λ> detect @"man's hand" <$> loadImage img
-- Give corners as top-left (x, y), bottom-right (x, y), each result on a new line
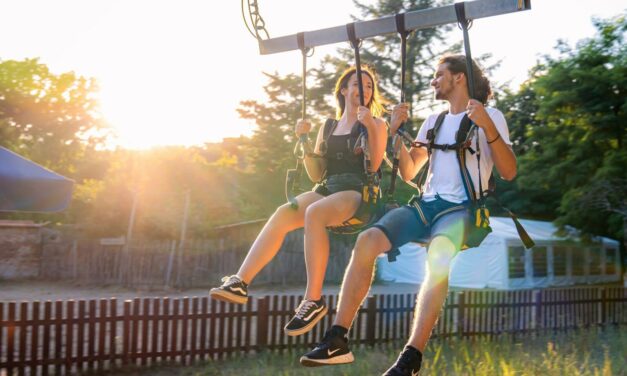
top-left (389, 103), bottom-right (409, 134)
top-left (466, 99), bottom-right (491, 129)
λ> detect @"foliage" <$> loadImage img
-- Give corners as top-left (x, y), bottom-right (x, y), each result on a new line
top-left (0, 58), bottom-right (109, 175)
top-left (237, 72), bottom-right (330, 214)
top-left (350, 0), bottom-right (456, 116)
top-left (73, 144), bottom-right (257, 238)
top-left (238, 0), bottom-right (458, 209)
top-left (496, 14), bottom-right (627, 243)
top-left (2, 8), bottom-right (626, 247)
top-left (0, 58), bottom-right (111, 225)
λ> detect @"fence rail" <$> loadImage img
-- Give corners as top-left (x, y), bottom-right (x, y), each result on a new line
top-left (1, 287), bottom-right (625, 375)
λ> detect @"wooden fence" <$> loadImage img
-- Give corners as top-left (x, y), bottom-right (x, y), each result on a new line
top-left (1, 287), bottom-right (625, 375)
top-left (40, 223), bottom-right (356, 288)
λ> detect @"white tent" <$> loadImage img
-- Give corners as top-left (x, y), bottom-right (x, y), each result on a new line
top-left (376, 217), bottom-right (622, 290)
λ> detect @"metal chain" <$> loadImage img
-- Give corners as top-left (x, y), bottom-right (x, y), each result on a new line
top-left (241, 0), bottom-right (270, 40)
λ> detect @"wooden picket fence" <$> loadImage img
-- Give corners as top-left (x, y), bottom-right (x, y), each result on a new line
top-left (40, 225), bottom-right (357, 288)
top-left (1, 287), bottom-right (625, 375)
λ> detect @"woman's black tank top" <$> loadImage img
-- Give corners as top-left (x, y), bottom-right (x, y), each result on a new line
top-left (324, 122), bottom-right (364, 177)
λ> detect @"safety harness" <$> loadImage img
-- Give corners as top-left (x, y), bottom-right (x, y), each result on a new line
top-left (285, 24), bottom-right (383, 235)
top-left (319, 118), bottom-right (383, 235)
top-left (382, 6), bottom-right (534, 260)
top-left (412, 111), bottom-right (534, 249)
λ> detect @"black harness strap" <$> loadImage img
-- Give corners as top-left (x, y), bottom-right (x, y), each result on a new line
top-left (382, 13), bottom-right (411, 262)
top-left (319, 118), bottom-right (338, 156)
top-left (346, 22), bottom-right (377, 206)
top-left (454, 2), bottom-right (532, 247)
top-left (414, 111), bottom-right (446, 198)
top-left (285, 32), bottom-right (311, 209)
top-left (455, 2), bottom-right (475, 99)
top-left (386, 13), bottom-right (409, 204)
top-left (326, 24), bottom-right (382, 235)
top-left (418, 110), bottom-right (534, 249)
top-left (346, 23), bottom-right (364, 106)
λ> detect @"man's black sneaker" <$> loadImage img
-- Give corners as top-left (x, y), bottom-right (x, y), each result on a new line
top-left (284, 298), bottom-right (328, 336)
top-left (209, 275), bottom-right (249, 304)
top-left (382, 346), bottom-right (422, 376)
top-left (300, 328), bottom-right (354, 367)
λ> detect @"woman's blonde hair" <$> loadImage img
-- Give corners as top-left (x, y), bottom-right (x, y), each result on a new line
top-left (334, 65), bottom-right (388, 119)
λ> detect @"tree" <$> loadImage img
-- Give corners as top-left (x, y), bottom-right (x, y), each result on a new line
top-left (237, 72), bottom-right (330, 214)
top-left (238, 0), bottom-right (459, 212)
top-left (0, 58), bottom-right (110, 176)
top-left (0, 58), bottom-right (113, 225)
top-left (497, 14), bottom-right (627, 245)
top-left (349, 0), bottom-right (456, 116)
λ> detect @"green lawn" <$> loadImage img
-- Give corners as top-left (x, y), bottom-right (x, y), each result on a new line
top-left (116, 326), bottom-right (626, 375)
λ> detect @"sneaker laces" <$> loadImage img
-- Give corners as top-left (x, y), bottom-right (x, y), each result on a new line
top-left (294, 299), bottom-right (318, 319)
top-left (220, 275), bottom-right (242, 287)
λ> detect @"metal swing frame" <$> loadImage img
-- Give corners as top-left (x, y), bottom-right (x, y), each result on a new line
top-left (257, 0), bottom-right (530, 55)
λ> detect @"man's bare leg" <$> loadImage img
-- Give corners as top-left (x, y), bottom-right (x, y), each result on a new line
top-left (334, 227), bottom-right (391, 329)
top-left (407, 235), bottom-right (457, 351)
top-left (299, 227), bottom-right (390, 367)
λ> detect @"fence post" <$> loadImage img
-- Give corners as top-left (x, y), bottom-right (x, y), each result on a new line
top-left (122, 300), bottom-right (132, 365)
top-left (71, 240), bottom-right (78, 280)
top-left (365, 296), bottom-right (377, 346)
top-left (457, 292), bottom-right (465, 338)
top-left (599, 287), bottom-right (606, 328)
top-left (256, 296), bottom-right (269, 353)
top-left (534, 290), bottom-right (542, 332)
top-left (7, 302), bottom-right (15, 375)
top-left (165, 240), bottom-right (177, 288)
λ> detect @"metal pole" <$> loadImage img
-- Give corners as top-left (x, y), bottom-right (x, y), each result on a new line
top-left (178, 189), bottom-right (190, 254)
top-left (120, 189), bottom-right (138, 285)
top-left (258, 0), bottom-right (530, 55)
top-left (175, 190), bottom-right (191, 287)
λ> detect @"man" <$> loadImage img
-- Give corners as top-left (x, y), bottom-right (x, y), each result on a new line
top-left (299, 54), bottom-right (516, 375)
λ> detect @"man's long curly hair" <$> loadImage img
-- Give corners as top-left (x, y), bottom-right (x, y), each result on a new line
top-left (439, 55), bottom-right (492, 104)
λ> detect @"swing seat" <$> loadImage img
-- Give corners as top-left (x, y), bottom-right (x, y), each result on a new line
top-left (327, 191), bottom-right (383, 235)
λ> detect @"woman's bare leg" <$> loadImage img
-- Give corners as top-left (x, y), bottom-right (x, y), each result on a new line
top-left (302, 190), bottom-right (361, 300)
top-left (236, 191), bottom-right (323, 284)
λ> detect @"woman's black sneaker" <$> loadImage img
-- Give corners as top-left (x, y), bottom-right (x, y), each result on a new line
top-left (382, 346), bottom-right (422, 375)
top-left (284, 298), bottom-right (328, 336)
top-left (300, 327), bottom-right (354, 367)
top-left (209, 275), bottom-right (249, 304)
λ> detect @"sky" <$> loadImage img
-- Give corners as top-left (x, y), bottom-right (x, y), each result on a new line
top-left (1, 0), bottom-right (625, 149)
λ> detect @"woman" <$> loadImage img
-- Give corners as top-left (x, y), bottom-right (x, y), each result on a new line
top-left (210, 65), bottom-right (406, 336)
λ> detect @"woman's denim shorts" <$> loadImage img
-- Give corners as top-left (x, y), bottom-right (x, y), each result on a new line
top-left (313, 172), bottom-right (364, 196)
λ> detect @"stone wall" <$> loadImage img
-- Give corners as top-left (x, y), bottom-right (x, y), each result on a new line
top-left (0, 220), bottom-right (44, 279)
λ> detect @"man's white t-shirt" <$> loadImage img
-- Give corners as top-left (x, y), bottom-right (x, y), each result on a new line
top-left (415, 108), bottom-right (512, 203)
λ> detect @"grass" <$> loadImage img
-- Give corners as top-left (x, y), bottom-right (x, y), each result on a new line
top-left (114, 326), bottom-right (626, 375)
